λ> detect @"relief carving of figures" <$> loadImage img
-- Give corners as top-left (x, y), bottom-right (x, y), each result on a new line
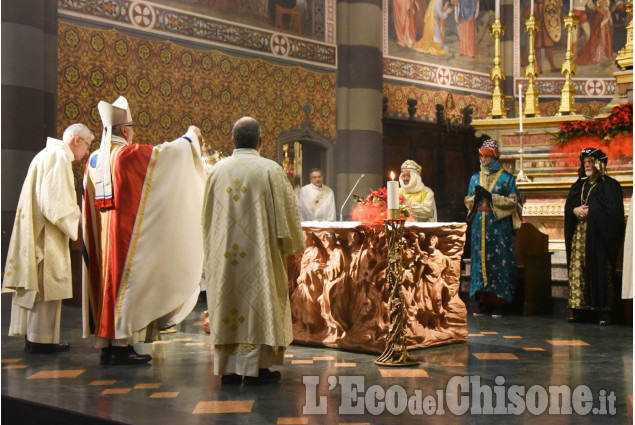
top-left (287, 223), bottom-right (468, 353)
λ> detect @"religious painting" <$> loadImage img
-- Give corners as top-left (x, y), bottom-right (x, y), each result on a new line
top-left (149, 0), bottom-right (327, 41)
top-left (386, 0), bottom-right (498, 74)
top-left (517, 1), bottom-right (632, 79)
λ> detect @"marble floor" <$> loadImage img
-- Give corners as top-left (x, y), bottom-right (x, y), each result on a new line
top-left (1, 293), bottom-right (632, 425)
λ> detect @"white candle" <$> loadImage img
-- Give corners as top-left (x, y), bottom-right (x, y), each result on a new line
top-left (518, 83), bottom-right (523, 132)
top-left (530, 0), bottom-right (534, 15)
top-left (570, 0), bottom-right (573, 12)
top-left (387, 172), bottom-right (399, 210)
top-left (495, 0), bottom-right (500, 19)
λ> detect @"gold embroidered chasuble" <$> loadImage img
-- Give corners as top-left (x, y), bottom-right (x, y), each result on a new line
top-left (202, 149), bottom-right (305, 357)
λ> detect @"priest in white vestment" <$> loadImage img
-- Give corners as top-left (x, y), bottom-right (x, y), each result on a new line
top-left (83, 96), bottom-right (205, 365)
top-left (202, 116), bottom-right (305, 385)
top-left (298, 168), bottom-right (336, 221)
top-left (399, 160), bottom-right (437, 222)
top-left (3, 124), bottom-right (94, 354)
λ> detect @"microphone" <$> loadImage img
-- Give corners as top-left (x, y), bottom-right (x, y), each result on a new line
top-left (339, 174), bottom-right (366, 221)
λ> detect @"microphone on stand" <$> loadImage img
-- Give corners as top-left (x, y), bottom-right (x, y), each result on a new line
top-left (339, 174), bottom-right (366, 221)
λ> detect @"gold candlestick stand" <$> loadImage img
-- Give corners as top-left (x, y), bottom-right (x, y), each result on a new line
top-left (616, 0), bottom-right (633, 70)
top-left (488, 18), bottom-right (506, 119)
top-left (524, 14), bottom-right (541, 117)
top-left (375, 210), bottom-right (418, 367)
top-left (558, 12), bottom-right (579, 115)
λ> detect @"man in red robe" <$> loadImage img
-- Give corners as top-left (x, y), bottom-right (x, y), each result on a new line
top-left (83, 96), bottom-right (206, 365)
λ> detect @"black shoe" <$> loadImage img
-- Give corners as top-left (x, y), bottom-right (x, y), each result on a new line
top-left (473, 302), bottom-right (489, 317)
top-left (599, 313), bottom-right (612, 326)
top-left (107, 345), bottom-right (152, 365)
top-left (100, 347), bottom-right (112, 365)
top-left (491, 305), bottom-right (505, 318)
top-left (220, 373), bottom-right (243, 384)
top-left (243, 369), bottom-right (281, 385)
top-left (25, 339), bottom-right (70, 354)
top-left (567, 309), bottom-right (580, 323)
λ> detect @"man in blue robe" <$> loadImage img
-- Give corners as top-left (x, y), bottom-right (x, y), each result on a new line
top-left (465, 140), bottom-right (522, 317)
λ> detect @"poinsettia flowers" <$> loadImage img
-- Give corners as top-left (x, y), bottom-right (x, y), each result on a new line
top-left (351, 187), bottom-right (412, 226)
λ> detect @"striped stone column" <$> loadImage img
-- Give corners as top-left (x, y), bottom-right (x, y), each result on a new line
top-left (2, 0), bottom-right (58, 264)
top-left (335, 0), bottom-right (384, 219)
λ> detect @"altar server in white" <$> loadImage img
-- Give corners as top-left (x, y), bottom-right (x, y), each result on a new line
top-left (298, 168), bottom-right (336, 221)
top-left (203, 116), bottom-right (305, 385)
top-left (3, 124), bottom-right (94, 353)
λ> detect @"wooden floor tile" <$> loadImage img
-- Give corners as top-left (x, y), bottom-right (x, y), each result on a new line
top-left (192, 400), bottom-right (254, 414)
top-left (468, 333), bottom-right (484, 337)
top-left (284, 353), bottom-right (294, 358)
top-left (547, 340), bottom-right (590, 346)
top-left (291, 359), bottom-right (313, 365)
top-left (334, 362), bottom-right (356, 367)
top-left (441, 362), bottom-right (464, 366)
top-left (173, 338), bottom-right (192, 342)
top-left (472, 353), bottom-right (519, 360)
top-left (379, 369), bottom-right (428, 378)
top-left (89, 380), bottom-right (117, 386)
top-left (503, 336), bottom-right (522, 339)
top-left (1, 358), bottom-right (22, 363)
top-left (102, 388), bottom-right (132, 395)
top-left (153, 340), bottom-right (171, 344)
top-left (150, 392), bottom-right (179, 398)
top-left (134, 383), bottom-right (162, 389)
top-left (481, 331), bottom-right (498, 335)
top-left (277, 417), bottom-right (309, 424)
top-left (523, 347), bottom-right (545, 351)
top-left (185, 342), bottom-right (205, 346)
top-left (27, 370), bottom-right (85, 379)
top-left (4, 365), bottom-right (28, 369)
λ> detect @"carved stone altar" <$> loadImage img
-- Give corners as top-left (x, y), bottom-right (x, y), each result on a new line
top-left (287, 222), bottom-right (468, 354)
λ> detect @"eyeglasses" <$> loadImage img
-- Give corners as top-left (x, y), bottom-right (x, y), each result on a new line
top-left (80, 138), bottom-right (92, 148)
top-left (124, 124), bottom-right (136, 129)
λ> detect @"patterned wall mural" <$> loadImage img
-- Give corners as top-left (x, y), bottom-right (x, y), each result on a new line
top-left (57, 21), bottom-right (336, 162)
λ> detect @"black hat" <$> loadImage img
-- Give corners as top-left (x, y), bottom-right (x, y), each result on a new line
top-left (580, 148), bottom-right (608, 165)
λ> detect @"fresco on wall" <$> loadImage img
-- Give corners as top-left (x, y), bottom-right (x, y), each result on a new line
top-left (150, 0), bottom-right (326, 41)
top-left (518, 1), bottom-right (631, 79)
top-left (387, 0), bottom-right (498, 74)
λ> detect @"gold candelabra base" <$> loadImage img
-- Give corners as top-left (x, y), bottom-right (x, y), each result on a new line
top-left (375, 217), bottom-right (419, 367)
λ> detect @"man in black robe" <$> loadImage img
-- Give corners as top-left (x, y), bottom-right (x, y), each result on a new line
top-left (564, 148), bottom-right (625, 325)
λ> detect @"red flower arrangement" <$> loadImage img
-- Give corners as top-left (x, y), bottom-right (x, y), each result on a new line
top-left (351, 187), bottom-right (412, 226)
top-left (550, 103), bottom-right (633, 167)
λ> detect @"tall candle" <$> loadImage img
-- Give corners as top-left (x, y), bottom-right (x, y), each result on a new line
top-left (495, 0), bottom-right (500, 19)
top-left (530, 0), bottom-right (534, 15)
top-left (518, 83), bottom-right (523, 132)
top-left (570, 0), bottom-right (573, 12)
top-left (387, 171), bottom-right (399, 210)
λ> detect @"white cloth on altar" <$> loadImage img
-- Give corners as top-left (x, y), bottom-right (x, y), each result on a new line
top-left (298, 183), bottom-right (336, 221)
top-left (202, 148), bottom-right (304, 374)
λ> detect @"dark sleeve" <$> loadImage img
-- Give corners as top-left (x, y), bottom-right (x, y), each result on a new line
top-left (564, 179), bottom-right (583, 268)
top-left (587, 177), bottom-right (625, 268)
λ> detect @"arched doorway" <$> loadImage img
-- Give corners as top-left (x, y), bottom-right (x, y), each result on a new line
top-left (277, 114), bottom-right (334, 192)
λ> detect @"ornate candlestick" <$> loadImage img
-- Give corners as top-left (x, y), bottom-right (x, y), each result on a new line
top-left (488, 18), bottom-right (506, 119)
top-left (558, 12), bottom-right (578, 115)
top-left (375, 211), bottom-right (418, 367)
top-left (523, 14), bottom-right (541, 117)
top-left (616, 0), bottom-right (633, 70)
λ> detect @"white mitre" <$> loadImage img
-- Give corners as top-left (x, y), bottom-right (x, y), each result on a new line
top-left (94, 96), bottom-right (133, 208)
